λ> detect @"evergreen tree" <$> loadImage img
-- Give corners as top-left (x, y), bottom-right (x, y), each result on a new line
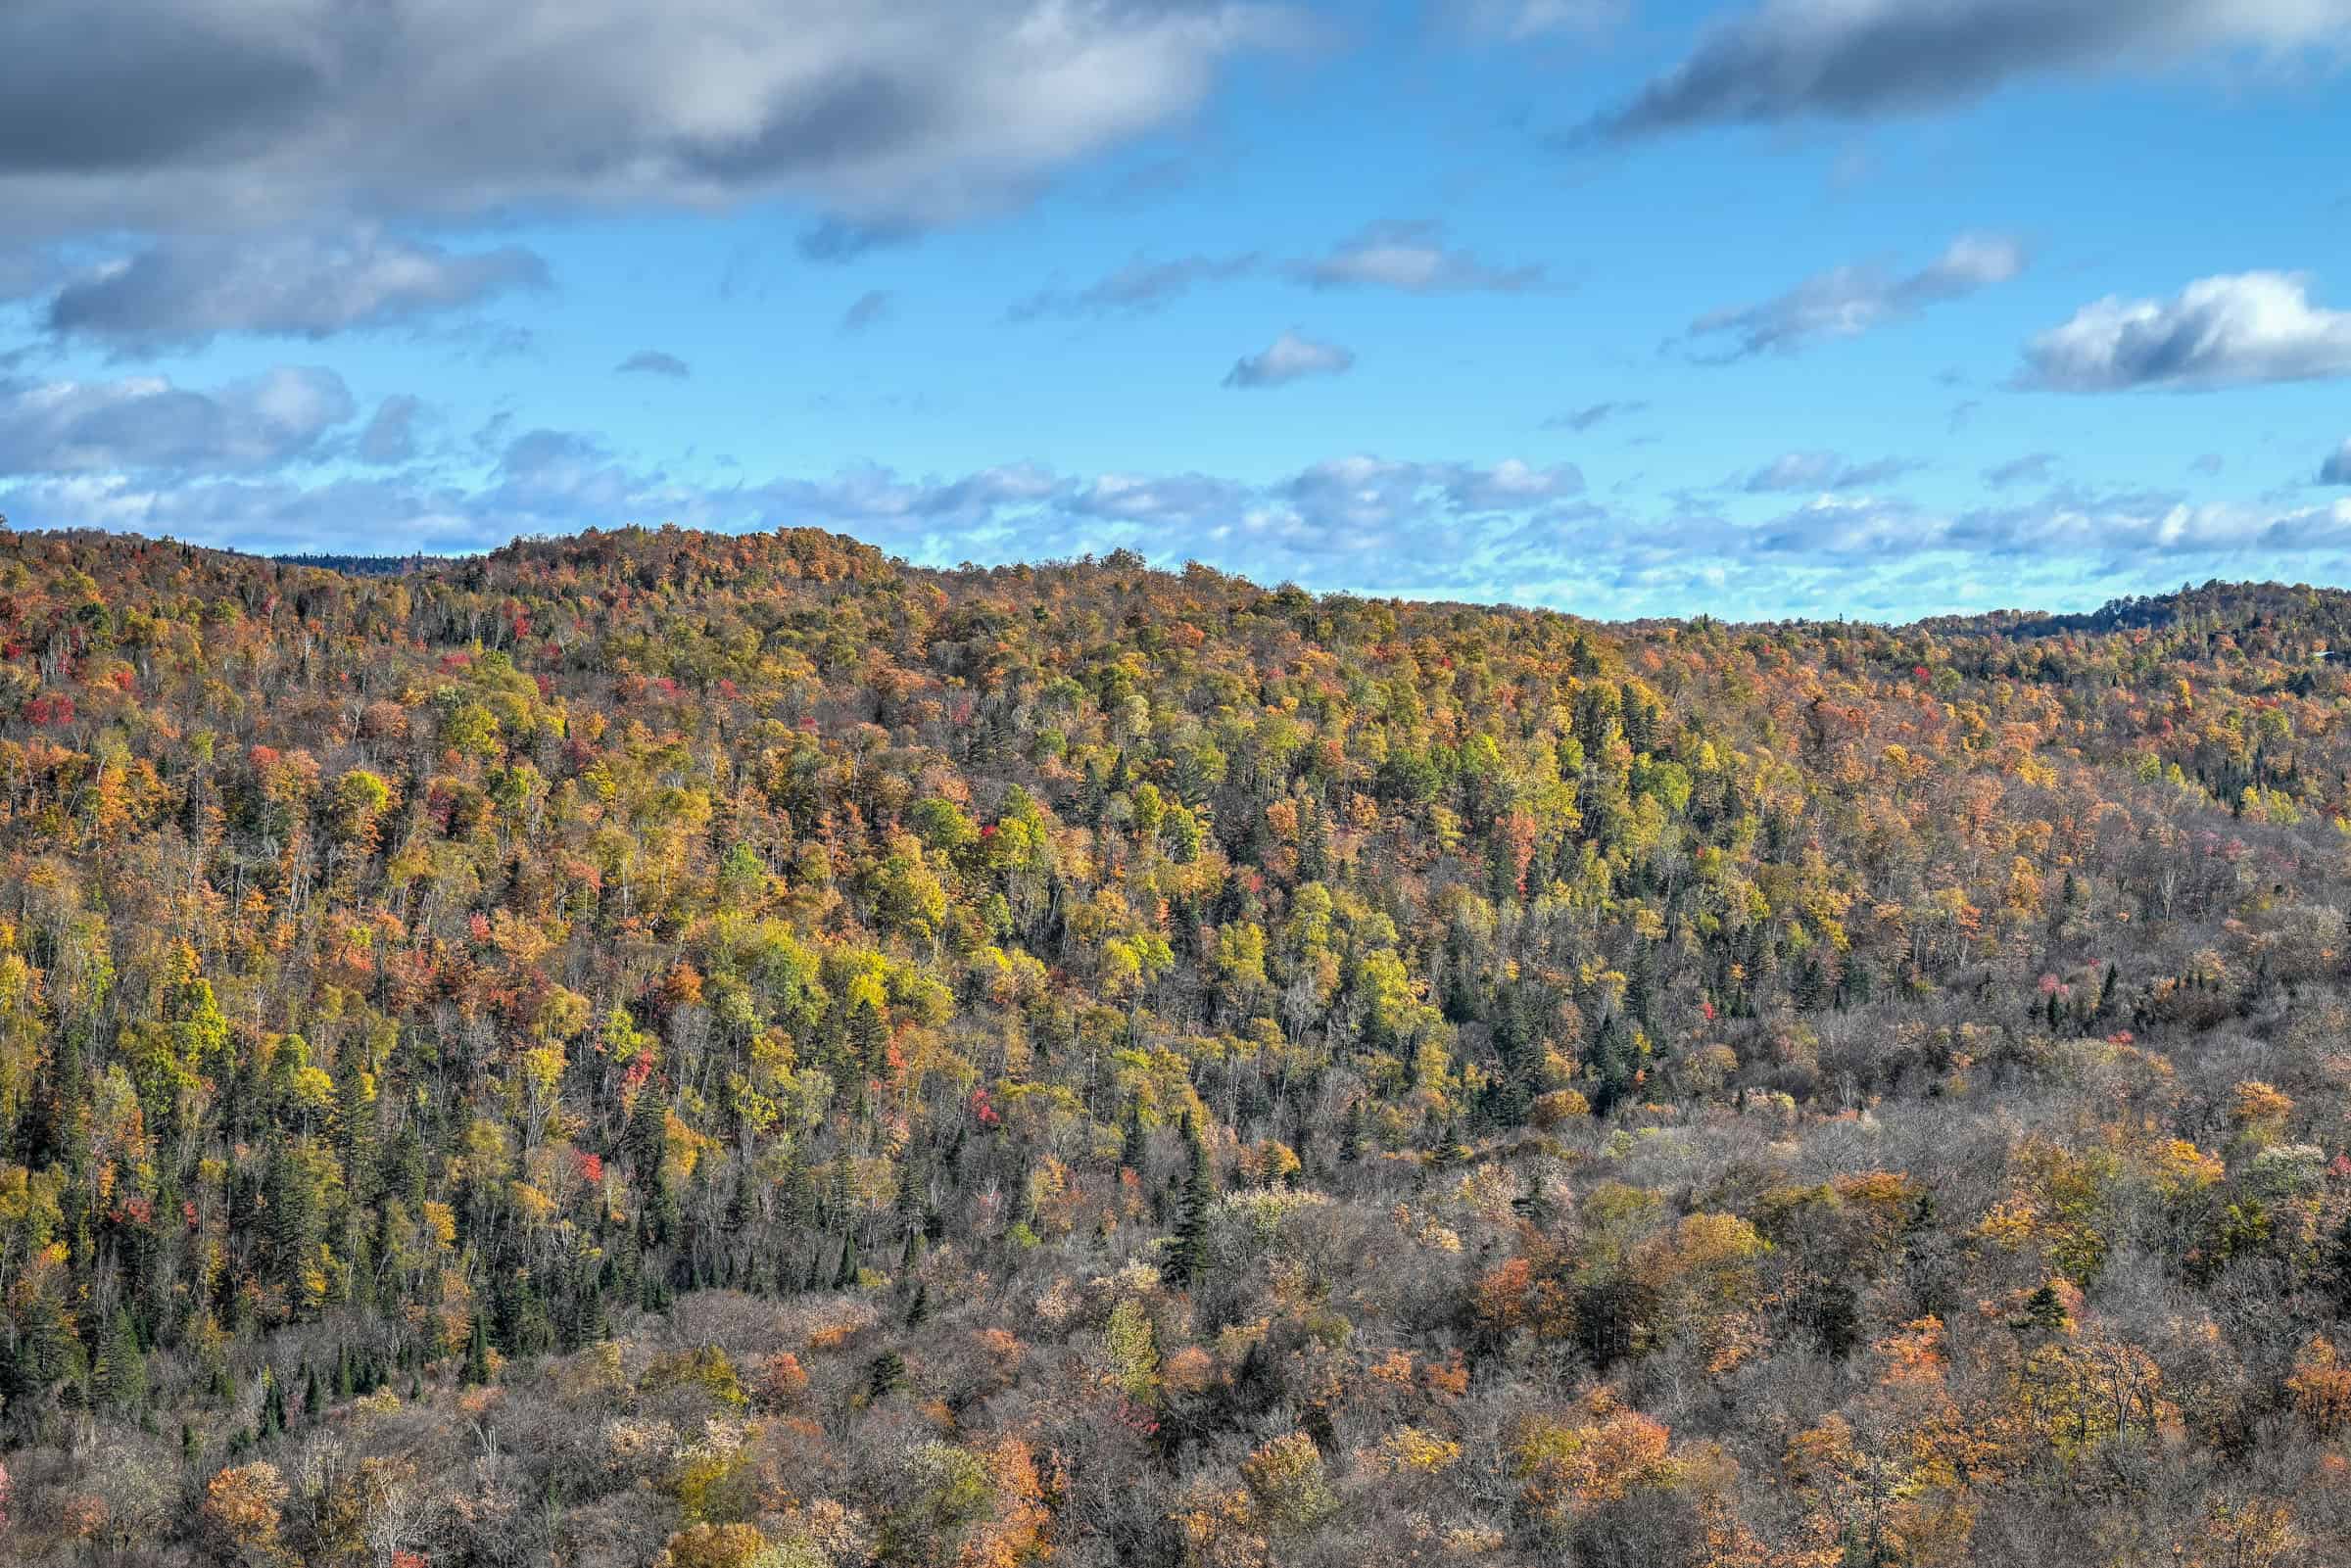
top-left (91, 1307), bottom-right (147, 1412)
top-left (462, 1313), bottom-right (493, 1387)
top-left (1121, 1098), bottom-right (1148, 1172)
top-left (1170, 1112), bottom-right (1216, 1287)
top-left (261, 1366), bottom-right (286, 1437)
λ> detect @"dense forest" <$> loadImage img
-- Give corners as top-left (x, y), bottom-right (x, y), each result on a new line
top-left (0, 523), bottom-right (2347, 1567)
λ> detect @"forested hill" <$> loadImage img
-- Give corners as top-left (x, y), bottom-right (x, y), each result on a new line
top-left (1, 522), bottom-right (2348, 1567)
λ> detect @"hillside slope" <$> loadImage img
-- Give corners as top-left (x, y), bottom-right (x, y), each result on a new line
top-left (0, 525), bottom-right (2346, 1566)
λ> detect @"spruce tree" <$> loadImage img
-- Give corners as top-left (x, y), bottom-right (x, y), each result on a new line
top-left (462, 1313), bottom-right (492, 1387)
top-left (832, 1234), bottom-right (859, 1290)
top-left (1121, 1099), bottom-right (1149, 1172)
top-left (92, 1307), bottom-right (147, 1411)
top-left (261, 1366), bottom-right (286, 1437)
top-left (1170, 1112), bottom-right (1216, 1287)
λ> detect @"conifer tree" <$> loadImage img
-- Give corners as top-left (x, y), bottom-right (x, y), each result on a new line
top-left (92, 1307), bottom-right (147, 1412)
top-left (1171, 1111), bottom-right (1216, 1287)
top-left (462, 1313), bottom-right (492, 1387)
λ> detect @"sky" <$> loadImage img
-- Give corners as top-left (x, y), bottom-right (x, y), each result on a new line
top-left (2, 0), bottom-right (2349, 623)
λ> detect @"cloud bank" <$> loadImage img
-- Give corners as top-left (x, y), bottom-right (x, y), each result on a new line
top-left (0, 0), bottom-right (1305, 236)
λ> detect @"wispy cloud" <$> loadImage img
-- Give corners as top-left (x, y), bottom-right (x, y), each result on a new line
top-left (1582, 0), bottom-right (2351, 142)
top-left (1984, 451), bottom-right (2059, 488)
top-left (1292, 220), bottom-right (1546, 294)
top-left (1739, 451), bottom-right (1923, 492)
top-left (616, 350), bottom-right (692, 379)
top-left (841, 290), bottom-right (895, 332)
top-left (1440, 0), bottom-right (1627, 41)
top-left (1009, 253), bottom-right (1261, 320)
top-left (356, 395), bottom-right (424, 466)
top-left (1688, 234), bottom-right (2026, 360)
top-left (1544, 401), bottom-right (1649, 432)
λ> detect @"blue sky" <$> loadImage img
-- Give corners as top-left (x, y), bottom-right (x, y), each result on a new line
top-left (2, 0), bottom-right (2349, 621)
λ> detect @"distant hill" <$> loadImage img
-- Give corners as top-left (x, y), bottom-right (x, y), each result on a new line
top-left (270, 551), bottom-right (455, 577)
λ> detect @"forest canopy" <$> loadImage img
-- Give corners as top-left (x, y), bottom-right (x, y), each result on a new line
top-left (0, 524), bottom-right (2345, 1567)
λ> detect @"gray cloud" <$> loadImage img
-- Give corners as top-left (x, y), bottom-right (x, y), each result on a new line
top-left (0, 366), bottom-right (355, 476)
top-left (2021, 271), bottom-right (2351, 391)
top-left (1293, 220), bottom-right (1546, 294)
top-left (1223, 329), bottom-right (1355, 388)
top-left (0, 2), bottom-right (1304, 239)
top-left (1984, 451), bottom-right (2059, 488)
top-left (1584, 0), bottom-right (2351, 142)
top-left (1741, 451), bottom-right (1922, 492)
top-left (40, 231), bottom-right (548, 352)
top-left (1544, 401), bottom-right (1648, 432)
top-left (795, 217), bottom-right (923, 264)
top-left (617, 350), bottom-right (692, 378)
top-left (1010, 253), bottom-right (1261, 320)
top-left (356, 395), bottom-right (423, 465)
top-left (1689, 234), bottom-right (2026, 359)
top-left (841, 290), bottom-right (895, 332)
top-left (2323, 439), bottom-right (2351, 485)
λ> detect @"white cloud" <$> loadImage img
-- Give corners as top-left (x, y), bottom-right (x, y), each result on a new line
top-left (1223, 329), bottom-right (1356, 388)
top-left (1293, 221), bottom-right (1546, 294)
top-left (0, 366), bottom-right (355, 475)
top-left (2022, 272), bottom-right (2351, 391)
